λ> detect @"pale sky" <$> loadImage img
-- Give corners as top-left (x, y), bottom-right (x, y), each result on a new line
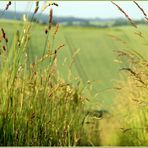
top-left (0, 1), bottom-right (148, 19)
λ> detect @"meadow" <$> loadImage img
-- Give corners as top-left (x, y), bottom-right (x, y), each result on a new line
top-left (2, 19), bottom-right (148, 107)
top-left (1, 1), bottom-right (148, 145)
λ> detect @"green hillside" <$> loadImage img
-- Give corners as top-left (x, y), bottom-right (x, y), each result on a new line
top-left (1, 19), bottom-right (148, 106)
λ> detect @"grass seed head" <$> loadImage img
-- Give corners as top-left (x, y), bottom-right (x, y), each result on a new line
top-left (133, 1), bottom-right (148, 19)
top-left (5, 37), bottom-right (8, 43)
top-left (34, 0), bottom-right (39, 14)
top-left (2, 45), bottom-right (6, 51)
top-left (1, 28), bottom-right (6, 38)
top-left (112, 1), bottom-right (137, 28)
top-left (48, 8), bottom-right (53, 30)
top-left (53, 24), bottom-right (59, 38)
top-left (45, 28), bottom-right (48, 34)
top-left (5, 1), bottom-right (11, 10)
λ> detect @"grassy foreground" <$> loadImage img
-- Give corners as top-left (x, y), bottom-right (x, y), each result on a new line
top-left (0, 15), bottom-right (96, 145)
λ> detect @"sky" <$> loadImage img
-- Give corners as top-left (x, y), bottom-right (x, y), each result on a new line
top-left (0, 1), bottom-right (148, 19)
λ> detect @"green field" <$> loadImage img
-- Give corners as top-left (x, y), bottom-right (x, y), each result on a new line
top-left (1, 19), bottom-right (148, 107)
top-left (2, 0), bottom-right (148, 145)
top-left (1, 17), bottom-right (148, 145)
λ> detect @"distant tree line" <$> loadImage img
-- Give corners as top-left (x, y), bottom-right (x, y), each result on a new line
top-left (0, 10), bottom-right (147, 28)
top-left (112, 19), bottom-right (147, 27)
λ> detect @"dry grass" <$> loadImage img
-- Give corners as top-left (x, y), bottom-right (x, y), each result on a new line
top-left (110, 1), bottom-right (148, 145)
top-left (0, 2), bottom-right (101, 146)
top-left (1, 1), bottom-right (148, 146)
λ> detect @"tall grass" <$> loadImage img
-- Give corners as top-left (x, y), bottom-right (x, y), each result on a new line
top-left (0, 2), bottom-right (101, 146)
top-left (111, 1), bottom-right (148, 146)
top-left (2, 1), bottom-right (148, 146)
top-left (113, 49), bottom-right (148, 146)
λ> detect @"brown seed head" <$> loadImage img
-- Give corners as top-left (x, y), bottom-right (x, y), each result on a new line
top-left (1, 28), bottom-right (5, 38)
top-left (5, 1), bottom-right (12, 10)
top-left (5, 37), bottom-right (8, 43)
top-left (53, 2), bottom-right (58, 7)
top-left (112, 1), bottom-right (137, 28)
top-left (48, 8), bottom-right (53, 29)
top-left (48, 2), bottom-right (58, 7)
top-left (133, 1), bottom-right (147, 18)
top-left (34, 1), bottom-right (39, 14)
top-left (54, 24), bottom-right (59, 36)
top-left (8, 1), bottom-right (11, 5)
top-left (45, 28), bottom-right (48, 34)
top-left (2, 45), bottom-right (6, 51)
